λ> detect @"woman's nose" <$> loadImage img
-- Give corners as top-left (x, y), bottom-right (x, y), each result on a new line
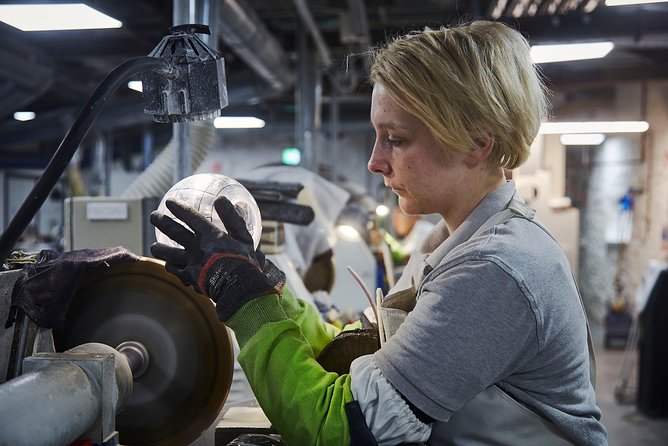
top-left (368, 144), bottom-right (389, 175)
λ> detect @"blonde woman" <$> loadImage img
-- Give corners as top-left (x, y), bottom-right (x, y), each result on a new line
top-left (152, 20), bottom-right (607, 445)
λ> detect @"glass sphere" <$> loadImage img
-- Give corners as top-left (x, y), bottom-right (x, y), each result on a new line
top-left (155, 173), bottom-right (262, 249)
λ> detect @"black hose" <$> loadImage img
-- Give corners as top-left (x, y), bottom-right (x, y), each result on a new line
top-left (0, 57), bottom-right (176, 265)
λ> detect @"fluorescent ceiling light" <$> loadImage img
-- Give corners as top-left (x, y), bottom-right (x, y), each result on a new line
top-left (539, 121), bottom-right (649, 134)
top-left (530, 42), bottom-right (614, 64)
top-left (128, 81), bottom-right (143, 92)
top-left (0, 4), bottom-right (122, 31)
top-left (606, 0), bottom-right (668, 5)
top-left (214, 116), bottom-right (265, 129)
top-left (560, 133), bottom-right (606, 145)
top-left (13, 111), bottom-right (36, 121)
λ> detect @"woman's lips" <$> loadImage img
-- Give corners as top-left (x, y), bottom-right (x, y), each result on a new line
top-left (385, 181), bottom-right (404, 194)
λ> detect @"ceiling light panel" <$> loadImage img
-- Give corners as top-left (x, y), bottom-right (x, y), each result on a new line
top-left (560, 133), bottom-right (606, 145)
top-left (213, 117), bottom-right (266, 129)
top-left (605, 0), bottom-right (668, 5)
top-left (530, 42), bottom-right (614, 64)
top-left (0, 4), bottom-right (122, 31)
top-left (539, 121), bottom-right (649, 134)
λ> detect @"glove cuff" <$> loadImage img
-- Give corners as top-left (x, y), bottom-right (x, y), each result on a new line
top-left (205, 256), bottom-right (280, 322)
top-left (226, 294), bottom-right (288, 347)
top-left (276, 287), bottom-right (304, 319)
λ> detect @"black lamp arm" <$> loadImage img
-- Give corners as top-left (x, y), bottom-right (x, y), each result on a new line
top-left (0, 57), bottom-right (176, 266)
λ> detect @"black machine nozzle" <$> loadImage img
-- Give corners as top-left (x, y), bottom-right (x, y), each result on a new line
top-left (142, 24), bottom-right (228, 123)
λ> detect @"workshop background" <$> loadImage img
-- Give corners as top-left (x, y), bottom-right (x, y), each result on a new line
top-left (1, 0), bottom-right (668, 445)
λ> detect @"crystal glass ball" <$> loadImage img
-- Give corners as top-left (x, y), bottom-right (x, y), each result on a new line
top-left (155, 173), bottom-right (262, 249)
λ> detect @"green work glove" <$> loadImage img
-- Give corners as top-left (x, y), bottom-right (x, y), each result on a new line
top-left (150, 196), bottom-right (285, 321)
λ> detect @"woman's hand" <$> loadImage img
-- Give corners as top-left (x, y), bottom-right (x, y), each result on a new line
top-left (150, 196), bottom-right (285, 321)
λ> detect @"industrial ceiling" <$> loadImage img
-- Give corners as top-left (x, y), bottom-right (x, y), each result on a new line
top-left (1, 0), bottom-right (667, 166)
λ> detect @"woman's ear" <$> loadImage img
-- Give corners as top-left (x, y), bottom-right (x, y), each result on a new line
top-left (465, 132), bottom-right (495, 166)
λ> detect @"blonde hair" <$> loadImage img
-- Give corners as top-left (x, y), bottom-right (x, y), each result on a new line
top-left (369, 20), bottom-right (549, 169)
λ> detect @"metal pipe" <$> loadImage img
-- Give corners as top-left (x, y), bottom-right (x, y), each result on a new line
top-left (117, 341), bottom-right (150, 379)
top-left (0, 361), bottom-right (99, 446)
top-left (295, 26), bottom-right (316, 171)
top-left (171, 11), bottom-right (192, 182)
top-left (142, 128), bottom-right (154, 171)
top-left (328, 90), bottom-right (340, 181)
top-left (68, 341), bottom-right (136, 414)
top-left (93, 133), bottom-right (109, 196)
top-left (294, 0), bottom-right (362, 94)
top-left (171, 0), bottom-right (214, 182)
top-left (0, 343), bottom-right (134, 445)
top-left (293, 0), bottom-right (334, 71)
top-left (346, 0), bottom-right (371, 47)
top-left (0, 57), bottom-right (176, 266)
top-left (220, 0), bottom-right (295, 94)
top-left (174, 0), bottom-right (214, 44)
top-left (174, 122), bottom-right (193, 183)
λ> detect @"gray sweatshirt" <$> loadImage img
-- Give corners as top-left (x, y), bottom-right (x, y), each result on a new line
top-left (374, 181), bottom-right (607, 445)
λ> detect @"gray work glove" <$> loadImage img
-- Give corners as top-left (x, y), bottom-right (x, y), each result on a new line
top-left (150, 197), bottom-right (285, 322)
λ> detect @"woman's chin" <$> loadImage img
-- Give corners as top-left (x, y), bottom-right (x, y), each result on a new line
top-left (398, 198), bottom-right (418, 215)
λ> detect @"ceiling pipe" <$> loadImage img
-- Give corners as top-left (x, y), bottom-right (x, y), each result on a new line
top-left (343, 0), bottom-right (372, 75)
top-left (293, 0), bottom-right (334, 71)
top-left (346, 0), bottom-right (371, 48)
top-left (293, 0), bottom-right (363, 94)
top-left (219, 0), bottom-right (295, 95)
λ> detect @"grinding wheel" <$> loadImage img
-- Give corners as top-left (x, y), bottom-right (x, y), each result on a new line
top-left (53, 257), bottom-right (234, 446)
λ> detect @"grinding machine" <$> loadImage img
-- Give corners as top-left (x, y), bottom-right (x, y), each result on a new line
top-left (0, 180), bottom-right (318, 445)
top-left (0, 181), bottom-right (317, 446)
top-left (0, 256), bottom-right (235, 445)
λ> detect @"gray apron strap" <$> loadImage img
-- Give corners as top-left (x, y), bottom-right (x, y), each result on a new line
top-left (472, 193), bottom-right (597, 388)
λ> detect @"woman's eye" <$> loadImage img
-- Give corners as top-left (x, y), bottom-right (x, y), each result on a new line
top-left (387, 138), bottom-right (402, 147)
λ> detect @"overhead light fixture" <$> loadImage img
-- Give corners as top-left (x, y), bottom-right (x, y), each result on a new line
top-left (0, 4), bottom-right (122, 31)
top-left (13, 111), bottom-right (36, 122)
top-left (213, 116), bottom-right (265, 129)
top-left (539, 121), bottom-right (649, 134)
top-left (530, 42), bottom-right (614, 64)
top-left (127, 81), bottom-right (143, 92)
top-left (560, 133), bottom-right (606, 146)
top-left (605, 0), bottom-right (668, 5)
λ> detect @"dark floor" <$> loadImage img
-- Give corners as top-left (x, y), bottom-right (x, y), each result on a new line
top-left (592, 324), bottom-right (668, 445)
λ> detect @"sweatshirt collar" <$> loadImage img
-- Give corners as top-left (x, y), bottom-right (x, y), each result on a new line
top-left (424, 180), bottom-right (517, 269)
